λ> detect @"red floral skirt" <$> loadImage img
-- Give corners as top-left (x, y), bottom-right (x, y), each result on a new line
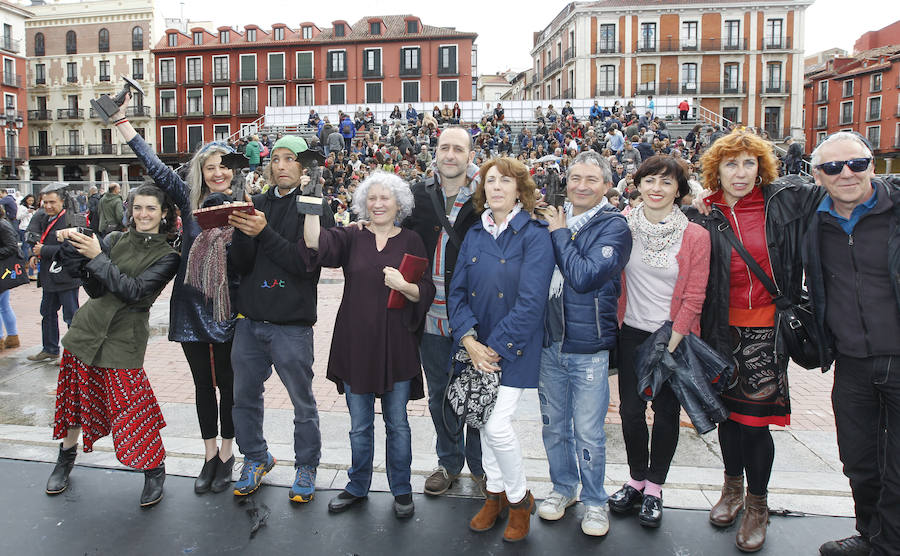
top-left (53, 350), bottom-right (166, 470)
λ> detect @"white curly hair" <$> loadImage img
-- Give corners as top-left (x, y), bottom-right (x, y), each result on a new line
top-left (351, 170), bottom-right (415, 222)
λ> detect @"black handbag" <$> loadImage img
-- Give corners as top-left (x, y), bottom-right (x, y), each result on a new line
top-left (0, 249), bottom-right (29, 292)
top-left (446, 348), bottom-right (501, 429)
top-left (719, 223), bottom-right (821, 369)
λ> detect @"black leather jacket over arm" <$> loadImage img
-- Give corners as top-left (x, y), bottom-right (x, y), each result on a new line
top-left (83, 238), bottom-right (180, 303)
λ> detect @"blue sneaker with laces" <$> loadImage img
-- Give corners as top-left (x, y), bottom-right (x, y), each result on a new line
top-left (233, 453), bottom-right (276, 496)
top-left (289, 465), bottom-right (317, 503)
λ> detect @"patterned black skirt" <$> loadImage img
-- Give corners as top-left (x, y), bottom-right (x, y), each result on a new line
top-left (720, 326), bottom-right (790, 427)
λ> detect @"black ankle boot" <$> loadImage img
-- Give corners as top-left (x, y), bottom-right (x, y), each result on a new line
top-left (210, 455), bottom-right (234, 493)
top-left (141, 465), bottom-right (166, 507)
top-left (46, 443), bottom-right (78, 495)
top-left (195, 452), bottom-right (219, 494)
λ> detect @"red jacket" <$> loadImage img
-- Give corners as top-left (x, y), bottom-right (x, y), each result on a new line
top-left (707, 187), bottom-right (775, 313)
top-left (617, 222), bottom-right (711, 336)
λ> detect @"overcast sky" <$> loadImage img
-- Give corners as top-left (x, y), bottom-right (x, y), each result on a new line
top-left (158, 0), bottom-right (897, 74)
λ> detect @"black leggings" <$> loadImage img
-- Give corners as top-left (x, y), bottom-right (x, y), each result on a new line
top-left (617, 325), bottom-right (682, 485)
top-left (182, 341), bottom-right (234, 440)
top-left (718, 418), bottom-right (774, 496)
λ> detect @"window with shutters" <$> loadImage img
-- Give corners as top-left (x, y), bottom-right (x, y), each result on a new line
top-left (365, 82), bottom-right (382, 104)
top-left (98, 60), bottom-right (109, 82)
top-left (440, 80), bottom-right (458, 102)
top-left (99, 29), bottom-right (109, 52)
top-left (186, 57), bottom-right (202, 83)
top-left (438, 45), bottom-right (457, 75)
top-left (240, 87), bottom-right (257, 114)
top-left (274, 27), bottom-right (284, 41)
top-left (240, 54), bottom-right (257, 81)
top-left (268, 86), bottom-right (285, 107)
top-left (296, 52), bottom-right (313, 79)
top-left (402, 81), bottom-right (419, 103)
top-left (268, 52), bottom-right (285, 80)
top-left (333, 24), bottom-right (343, 38)
top-left (188, 125), bottom-right (203, 153)
top-left (213, 88), bottom-right (229, 115)
top-left (214, 125), bottom-right (230, 141)
top-left (213, 56), bottom-right (229, 82)
top-left (159, 90), bottom-right (175, 116)
top-left (296, 85), bottom-right (313, 105)
top-left (329, 83), bottom-right (345, 105)
top-left (161, 126), bottom-right (176, 153)
top-left (159, 59), bottom-right (175, 84)
top-left (132, 59), bottom-right (144, 80)
top-left (34, 33), bottom-right (44, 56)
top-left (327, 50), bottom-right (346, 79)
top-left (247, 29), bottom-right (257, 42)
top-left (400, 47), bottom-right (420, 76)
top-left (219, 30), bottom-right (229, 44)
top-left (362, 48), bottom-right (381, 78)
top-left (186, 89), bottom-right (202, 116)
top-left (167, 33), bottom-right (177, 47)
top-left (66, 30), bottom-right (77, 54)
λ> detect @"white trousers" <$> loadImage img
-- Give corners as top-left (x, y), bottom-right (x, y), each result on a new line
top-left (481, 385), bottom-right (527, 504)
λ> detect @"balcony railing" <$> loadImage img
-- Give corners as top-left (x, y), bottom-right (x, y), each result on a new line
top-left (158, 75), bottom-right (176, 86)
top-left (126, 106), bottom-right (151, 118)
top-left (763, 36), bottom-right (792, 50)
top-left (212, 74), bottom-right (230, 84)
top-left (185, 108), bottom-right (204, 117)
top-left (34, 77), bottom-right (46, 86)
top-left (657, 82), bottom-right (747, 95)
top-left (212, 108), bottom-right (231, 116)
top-left (680, 83), bottom-right (698, 94)
top-left (563, 46), bottom-right (575, 63)
top-left (867, 110), bottom-right (882, 122)
top-left (28, 109), bottom-right (52, 121)
top-left (56, 144), bottom-right (84, 156)
top-left (437, 64), bottom-right (458, 76)
top-left (184, 75), bottom-right (203, 85)
top-left (57, 108), bottom-right (84, 120)
top-left (66, 75), bottom-right (77, 84)
top-left (361, 67), bottom-right (382, 79)
top-left (157, 109), bottom-right (178, 118)
top-left (132, 73), bottom-right (144, 81)
top-left (721, 81), bottom-right (746, 94)
top-left (99, 74), bottom-right (110, 82)
top-left (29, 145), bottom-right (51, 157)
top-left (0, 72), bottom-right (21, 88)
top-left (594, 84), bottom-right (623, 96)
top-left (87, 144), bottom-right (117, 155)
top-left (0, 146), bottom-right (27, 160)
top-left (816, 92), bottom-right (828, 104)
top-left (635, 40), bottom-right (657, 53)
top-left (398, 65), bottom-right (420, 77)
top-left (0, 37), bottom-right (20, 53)
top-left (596, 41), bottom-right (620, 54)
top-left (636, 83), bottom-right (656, 95)
top-left (121, 143), bottom-right (151, 155)
top-left (266, 73), bottom-right (286, 82)
top-left (294, 71), bottom-right (314, 81)
top-left (560, 87), bottom-right (573, 99)
top-left (760, 80), bottom-right (790, 94)
top-left (815, 118), bottom-right (828, 130)
top-left (325, 68), bottom-right (346, 79)
top-left (701, 37), bottom-right (749, 51)
top-left (239, 106), bottom-right (259, 116)
top-left (543, 58), bottom-right (561, 79)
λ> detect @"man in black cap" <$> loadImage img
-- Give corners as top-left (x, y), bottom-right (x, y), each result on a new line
top-left (26, 183), bottom-right (80, 362)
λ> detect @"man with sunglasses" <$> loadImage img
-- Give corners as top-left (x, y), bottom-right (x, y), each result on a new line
top-left (804, 132), bottom-right (900, 556)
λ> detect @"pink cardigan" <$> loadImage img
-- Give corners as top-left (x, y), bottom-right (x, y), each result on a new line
top-left (617, 221), bottom-right (710, 336)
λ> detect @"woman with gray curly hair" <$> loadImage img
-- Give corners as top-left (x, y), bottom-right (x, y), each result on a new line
top-left (303, 171), bottom-right (435, 519)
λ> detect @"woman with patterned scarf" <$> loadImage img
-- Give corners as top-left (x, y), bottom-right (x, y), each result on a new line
top-left (109, 92), bottom-right (245, 495)
top-left (609, 156), bottom-right (710, 527)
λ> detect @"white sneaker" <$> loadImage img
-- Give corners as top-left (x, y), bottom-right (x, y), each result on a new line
top-left (582, 504), bottom-right (610, 536)
top-left (538, 491), bottom-right (576, 521)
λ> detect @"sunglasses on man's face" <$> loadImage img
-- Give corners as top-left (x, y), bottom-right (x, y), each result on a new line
top-left (815, 157), bottom-right (872, 176)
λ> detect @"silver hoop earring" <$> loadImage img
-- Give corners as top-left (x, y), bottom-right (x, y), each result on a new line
top-left (483, 202), bottom-right (490, 209)
top-left (755, 176), bottom-right (763, 186)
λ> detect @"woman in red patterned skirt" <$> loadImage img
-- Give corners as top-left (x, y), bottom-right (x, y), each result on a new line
top-left (44, 184), bottom-right (180, 507)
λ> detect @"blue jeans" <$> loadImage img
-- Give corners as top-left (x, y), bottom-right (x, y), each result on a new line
top-left (344, 380), bottom-right (412, 497)
top-left (231, 319), bottom-right (321, 468)
top-left (0, 290), bottom-right (16, 336)
top-left (539, 342), bottom-right (610, 506)
top-left (40, 288), bottom-right (79, 355)
top-left (419, 332), bottom-right (483, 477)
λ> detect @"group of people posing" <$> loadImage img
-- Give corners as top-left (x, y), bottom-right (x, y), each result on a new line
top-left (32, 91), bottom-right (898, 555)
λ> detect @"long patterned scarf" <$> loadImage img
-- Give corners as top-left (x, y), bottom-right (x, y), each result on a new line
top-left (626, 204), bottom-right (688, 268)
top-left (184, 226), bottom-right (234, 321)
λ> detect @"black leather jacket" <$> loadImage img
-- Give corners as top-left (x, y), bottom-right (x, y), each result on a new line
top-left (635, 321), bottom-right (733, 434)
top-left (802, 176), bottom-right (900, 371)
top-left (685, 175), bottom-right (824, 359)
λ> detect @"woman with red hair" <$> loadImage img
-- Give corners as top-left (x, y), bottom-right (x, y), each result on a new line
top-left (690, 131), bottom-right (823, 551)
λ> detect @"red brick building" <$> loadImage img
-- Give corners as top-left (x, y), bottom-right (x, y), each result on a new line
top-left (854, 21), bottom-right (900, 53)
top-left (803, 44), bottom-right (900, 172)
top-left (151, 15), bottom-right (476, 159)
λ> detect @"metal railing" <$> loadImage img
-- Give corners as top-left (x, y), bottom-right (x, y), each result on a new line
top-left (398, 66), bottom-right (420, 77)
top-left (127, 106), bottom-right (151, 118)
top-left (28, 109), bottom-right (52, 121)
top-left (0, 146), bottom-right (27, 160)
top-left (763, 36), bottom-right (792, 50)
top-left (158, 76), bottom-right (176, 86)
top-left (325, 69), bottom-right (346, 79)
top-left (596, 41), bottom-right (619, 54)
top-left (437, 65), bottom-right (458, 76)
top-left (563, 46), bottom-right (575, 62)
top-left (212, 74), bottom-right (230, 84)
top-left (594, 84), bottom-right (622, 96)
top-left (66, 76), bottom-right (77, 84)
top-left (760, 80), bottom-right (790, 94)
top-left (29, 145), bottom-right (51, 156)
top-left (361, 67), bottom-right (382, 79)
top-left (0, 37), bottom-right (20, 53)
top-left (57, 108), bottom-right (84, 120)
top-left (0, 72), bottom-right (21, 88)
top-left (56, 144), bottom-right (84, 156)
top-left (636, 83), bottom-right (656, 95)
top-left (87, 144), bottom-right (117, 155)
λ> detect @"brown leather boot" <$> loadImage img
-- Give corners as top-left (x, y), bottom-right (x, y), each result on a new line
top-left (469, 490), bottom-right (508, 532)
top-left (4, 335), bottom-right (19, 348)
top-left (503, 491), bottom-right (535, 543)
top-left (709, 473), bottom-right (744, 527)
top-left (735, 492), bottom-right (768, 552)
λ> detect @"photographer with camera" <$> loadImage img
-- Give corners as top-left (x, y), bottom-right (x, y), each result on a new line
top-left (25, 184), bottom-right (80, 363)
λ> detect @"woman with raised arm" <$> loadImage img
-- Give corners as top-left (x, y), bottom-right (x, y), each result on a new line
top-left (110, 93), bottom-right (245, 494)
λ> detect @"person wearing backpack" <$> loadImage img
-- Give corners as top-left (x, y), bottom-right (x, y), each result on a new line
top-left (340, 116), bottom-right (356, 154)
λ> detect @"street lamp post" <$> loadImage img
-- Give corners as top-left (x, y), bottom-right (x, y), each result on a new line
top-left (0, 107), bottom-right (23, 179)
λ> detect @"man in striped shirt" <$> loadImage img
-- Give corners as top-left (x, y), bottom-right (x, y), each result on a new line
top-left (403, 127), bottom-right (484, 496)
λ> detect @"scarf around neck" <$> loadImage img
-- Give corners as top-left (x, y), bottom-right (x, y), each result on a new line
top-left (626, 204), bottom-right (688, 269)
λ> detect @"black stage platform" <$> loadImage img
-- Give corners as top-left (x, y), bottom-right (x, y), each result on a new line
top-left (2, 458), bottom-right (854, 555)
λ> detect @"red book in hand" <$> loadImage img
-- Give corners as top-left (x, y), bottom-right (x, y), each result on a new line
top-left (387, 253), bottom-right (429, 309)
